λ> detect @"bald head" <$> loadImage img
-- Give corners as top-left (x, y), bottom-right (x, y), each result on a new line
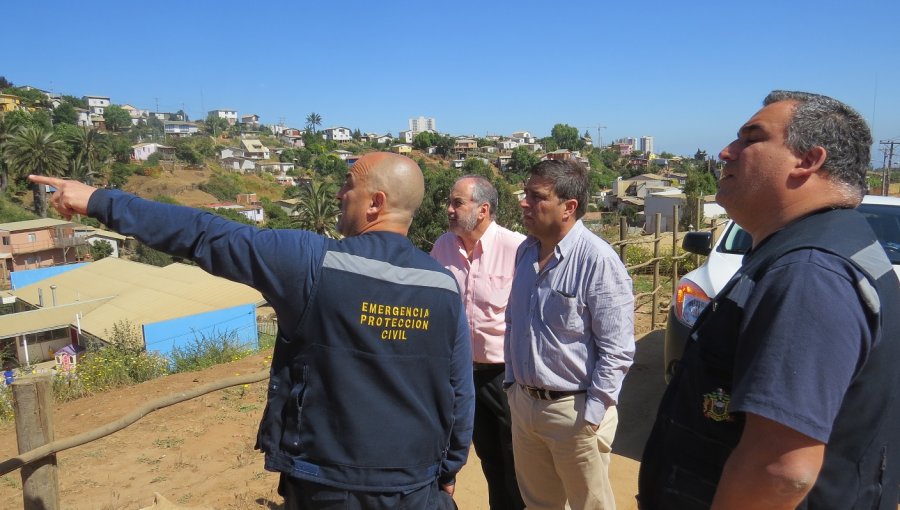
top-left (337, 152), bottom-right (425, 236)
top-left (353, 153), bottom-right (424, 215)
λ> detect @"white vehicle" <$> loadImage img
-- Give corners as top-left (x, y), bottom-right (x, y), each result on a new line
top-left (664, 195), bottom-right (900, 381)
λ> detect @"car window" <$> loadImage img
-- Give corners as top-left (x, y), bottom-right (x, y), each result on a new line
top-left (858, 204), bottom-right (900, 264)
top-left (717, 223), bottom-right (752, 255)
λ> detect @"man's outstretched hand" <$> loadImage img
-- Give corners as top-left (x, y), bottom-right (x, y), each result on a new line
top-left (28, 175), bottom-right (97, 220)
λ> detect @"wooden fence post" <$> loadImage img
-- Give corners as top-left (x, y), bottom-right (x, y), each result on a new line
top-left (618, 217), bottom-right (627, 263)
top-left (12, 374), bottom-right (59, 510)
top-left (652, 213), bottom-right (661, 329)
top-left (672, 205), bottom-right (680, 298)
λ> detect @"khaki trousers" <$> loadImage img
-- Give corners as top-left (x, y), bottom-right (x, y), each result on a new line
top-left (508, 384), bottom-right (618, 510)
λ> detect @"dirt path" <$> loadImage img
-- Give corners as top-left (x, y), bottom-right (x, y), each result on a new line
top-left (0, 329), bottom-right (666, 509)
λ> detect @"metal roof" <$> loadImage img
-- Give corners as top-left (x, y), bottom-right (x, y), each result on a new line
top-left (9, 258), bottom-right (264, 341)
top-left (0, 218), bottom-right (74, 232)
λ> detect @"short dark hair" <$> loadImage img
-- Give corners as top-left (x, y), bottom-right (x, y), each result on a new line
top-left (529, 159), bottom-right (589, 218)
top-left (764, 90), bottom-right (872, 198)
top-left (458, 175), bottom-right (498, 218)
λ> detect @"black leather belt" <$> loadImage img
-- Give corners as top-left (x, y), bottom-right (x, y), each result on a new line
top-left (473, 362), bottom-right (504, 371)
top-left (520, 384), bottom-right (585, 400)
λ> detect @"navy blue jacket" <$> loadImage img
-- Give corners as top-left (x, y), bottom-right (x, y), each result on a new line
top-left (89, 189), bottom-right (475, 491)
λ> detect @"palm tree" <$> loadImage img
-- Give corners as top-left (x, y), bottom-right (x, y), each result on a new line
top-left (3, 125), bottom-right (68, 216)
top-left (305, 112), bottom-right (322, 134)
top-left (68, 127), bottom-right (106, 184)
top-left (293, 179), bottom-right (341, 238)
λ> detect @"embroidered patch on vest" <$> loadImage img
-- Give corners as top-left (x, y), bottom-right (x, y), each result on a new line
top-left (702, 388), bottom-right (734, 422)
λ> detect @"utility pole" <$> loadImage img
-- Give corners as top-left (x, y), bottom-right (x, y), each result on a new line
top-left (880, 139), bottom-right (898, 196)
top-left (597, 124), bottom-right (607, 148)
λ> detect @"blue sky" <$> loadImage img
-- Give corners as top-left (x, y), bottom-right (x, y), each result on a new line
top-left (5, 0), bottom-right (899, 162)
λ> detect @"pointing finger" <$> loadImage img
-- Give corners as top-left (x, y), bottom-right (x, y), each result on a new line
top-left (28, 175), bottom-right (61, 187)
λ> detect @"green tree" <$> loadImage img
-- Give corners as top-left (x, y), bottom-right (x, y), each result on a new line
top-left (52, 102), bottom-right (79, 125)
top-left (680, 166), bottom-right (719, 230)
top-left (509, 146), bottom-right (539, 174)
top-left (292, 179), bottom-right (340, 238)
top-left (103, 105), bottom-right (131, 132)
top-left (413, 131), bottom-right (437, 150)
top-left (408, 163), bottom-right (456, 251)
top-left (205, 114), bottom-right (229, 137)
top-left (305, 112), bottom-right (322, 133)
top-left (2, 125), bottom-right (68, 216)
top-left (90, 240), bottom-right (114, 260)
top-left (550, 124), bottom-right (581, 151)
top-left (693, 149), bottom-right (708, 161)
top-left (68, 128), bottom-right (107, 184)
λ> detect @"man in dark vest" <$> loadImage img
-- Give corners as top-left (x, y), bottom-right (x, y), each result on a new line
top-left (639, 91), bottom-right (900, 509)
top-left (31, 152), bottom-right (475, 509)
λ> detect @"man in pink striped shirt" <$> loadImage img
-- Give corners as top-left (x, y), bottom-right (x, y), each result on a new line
top-left (431, 175), bottom-right (526, 510)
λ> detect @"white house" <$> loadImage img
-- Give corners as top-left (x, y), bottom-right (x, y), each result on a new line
top-left (241, 114), bottom-right (260, 126)
top-left (321, 127), bottom-right (352, 142)
top-left (83, 95), bottom-right (110, 115)
top-left (397, 130), bottom-right (414, 144)
top-left (131, 142), bottom-right (174, 161)
top-left (207, 203), bottom-right (264, 223)
top-left (219, 147), bottom-right (244, 159)
top-left (643, 190), bottom-right (726, 233)
top-left (163, 121), bottom-right (198, 137)
top-left (221, 156), bottom-right (257, 173)
top-left (497, 139), bottom-right (519, 151)
top-left (511, 131), bottom-right (535, 144)
top-left (257, 161), bottom-right (295, 173)
top-left (209, 109), bottom-right (238, 125)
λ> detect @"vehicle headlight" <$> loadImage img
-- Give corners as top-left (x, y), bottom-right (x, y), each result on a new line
top-left (673, 279), bottom-right (711, 328)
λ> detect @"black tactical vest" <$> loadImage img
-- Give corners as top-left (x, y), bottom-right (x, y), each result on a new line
top-left (639, 208), bottom-right (900, 509)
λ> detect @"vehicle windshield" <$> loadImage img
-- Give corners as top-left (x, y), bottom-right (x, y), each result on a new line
top-left (716, 223), bottom-right (752, 255)
top-left (858, 203), bottom-right (900, 264)
top-left (717, 204), bottom-right (900, 263)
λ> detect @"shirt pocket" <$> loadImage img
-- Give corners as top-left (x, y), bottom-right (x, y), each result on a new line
top-left (544, 289), bottom-right (586, 336)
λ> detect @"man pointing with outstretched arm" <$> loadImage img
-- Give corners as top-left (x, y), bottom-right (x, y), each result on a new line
top-left (31, 152), bottom-right (474, 510)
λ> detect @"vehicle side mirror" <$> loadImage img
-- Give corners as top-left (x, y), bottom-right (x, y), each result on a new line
top-left (682, 231), bottom-right (713, 256)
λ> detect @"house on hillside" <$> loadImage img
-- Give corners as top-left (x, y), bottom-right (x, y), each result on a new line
top-left (74, 227), bottom-right (129, 259)
top-left (209, 109), bottom-right (238, 125)
top-left (643, 191), bottom-right (725, 233)
top-left (207, 202), bottom-right (265, 223)
top-left (390, 144), bottom-right (412, 155)
top-left (0, 93), bottom-right (24, 113)
top-left (617, 173), bottom-right (672, 198)
top-left (132, 142), bottom-right (175, 161)
top-left (163, 121), bottom-right (198, 137)
top-left (221, 156), bottom-right (257, 173)
top-left (511, 131), bottom-right (535, 144)
top-left (0, 219), bottom-right (87, 285)
top-left (241, 114), bottom-right (260, 127)
top-left (497, 139), bottom-right (518, 151)
top-left (257, 161), bottom-right (295, 174)
top-left (120, 104), bottom-right (149, 125)
top-left (321, 127), bottom-right (352, 142)
top-left (397, 130), bottom-right (414, 144)
top-left (83, 95), bottom-right (110, 115)
top-left (240, 139), bottom-right (270, 159)
top-left (280, 128), bottom-right (305, 147)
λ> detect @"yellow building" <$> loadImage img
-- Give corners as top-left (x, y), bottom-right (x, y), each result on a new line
top-left (390, 144), bottom-right (412, 155)
top-left (0, 93), bottom-right (24, 113)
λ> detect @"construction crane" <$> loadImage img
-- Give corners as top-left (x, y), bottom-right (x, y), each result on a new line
top-left (579, 125), bottom-right (607, 147)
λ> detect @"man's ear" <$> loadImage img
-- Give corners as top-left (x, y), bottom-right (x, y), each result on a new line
top-left (369, 190), bottom-right (386, 214)
top-left (563, 198), bottom-right (578, 219)
top-left (794, 146), bottom-right (827, 177)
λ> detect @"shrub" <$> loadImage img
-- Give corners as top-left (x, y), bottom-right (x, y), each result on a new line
top-left (169, 331), bottom-right (254, 373)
